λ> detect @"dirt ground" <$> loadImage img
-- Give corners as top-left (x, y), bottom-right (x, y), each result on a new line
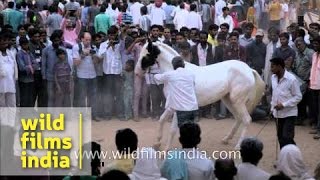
top-left (92, 117), bottom-right (320, 176)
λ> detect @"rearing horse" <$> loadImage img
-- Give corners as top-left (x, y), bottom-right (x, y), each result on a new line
top-left (135, 40), bottom-right (265, 150)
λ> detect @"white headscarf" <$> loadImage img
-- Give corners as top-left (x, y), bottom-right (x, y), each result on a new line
top-left (277, 145), bottom-right (315, 180)
top-left (130, 147), bottom-right (165, 180)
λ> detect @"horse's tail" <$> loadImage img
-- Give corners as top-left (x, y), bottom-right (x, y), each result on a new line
top-left (247, 70), bottom-right (266, 113)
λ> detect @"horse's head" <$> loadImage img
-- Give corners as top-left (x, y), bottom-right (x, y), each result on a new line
top-left (135, 39), bottom-right (179, 77)
top-left (134, 39), bottom-right (160, 77)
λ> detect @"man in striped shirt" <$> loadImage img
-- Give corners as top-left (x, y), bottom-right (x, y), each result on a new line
top-left (118, 5), bottom-right (133, 25)
top-left (139, 6), bottom-right (151, 32)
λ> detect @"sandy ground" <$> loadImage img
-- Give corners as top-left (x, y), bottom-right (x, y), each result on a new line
top-left (91, 117), bottom-right (320, 175)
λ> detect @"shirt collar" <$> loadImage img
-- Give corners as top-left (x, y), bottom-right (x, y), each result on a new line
top-left (198, 43), bottom-right (208, 49)
top-left (280, 45), bottom-right (290, 51)
top-left (221, 15), bottom-right (229, 19)
top-left (229, 44), bottom-right (239, 51)
top-left (241, 35), bottom-right (253, 41)
top-left (283, 70), bottom-right (290, 80)
top-left (0, 49), bottom-right (11, 57)
top-left (21, 49), bottom-right (29, 54)
top-left (300, 47), bottom-right (309, 55)
top-left (81, 42), bottom-right (92, 49)
top-left (49, 45), bottom-right (63, 50)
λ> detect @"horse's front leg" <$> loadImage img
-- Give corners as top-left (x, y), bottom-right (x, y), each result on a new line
top-left (157, 108), bottom-right (174, 143)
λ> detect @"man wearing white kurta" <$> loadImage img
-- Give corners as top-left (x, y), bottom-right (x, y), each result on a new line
top-left (216, 7), bottom-right (234, 33)
top-left (186, 4), bottom-right (202, 30)
top-left (0, 34), bottom-right (18, 168)
top-left (173, 3), bottom-right (189, 31)
top-left (150, 5), bottom-right (166, 26)
top-left (215, 0), bottom-right (227, 24)
top-left (129, 0), bottom-right (144, 25)
top-left (155, 56), bottom-right (198, 127)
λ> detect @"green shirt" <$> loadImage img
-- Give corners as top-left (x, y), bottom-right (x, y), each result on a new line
top-left (2, 9), bottom-right (24, 32)
top-left (94, 13), bottom-right (112, 34)
top-left (1, 8), bottom-right (12, 25)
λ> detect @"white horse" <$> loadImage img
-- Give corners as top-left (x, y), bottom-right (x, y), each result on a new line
top-left (134, 40), bottom-right (265, 150)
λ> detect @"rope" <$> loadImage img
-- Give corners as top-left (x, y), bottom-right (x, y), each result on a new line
top-left (255, 114), bottom-right (272, 137)
top-left (275, 111), bottom-right (279, 161)
top-left (254, 113), bottom-right (279, 162)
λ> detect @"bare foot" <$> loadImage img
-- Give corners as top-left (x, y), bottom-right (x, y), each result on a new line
top-left (153, 142), bottom-right (161, 151)
top-left (234, 145), bottom-right (240, 150)
top-left (164, 148), bottom-right (170, 153)
top-left (221, 137), bottom-right (229, 145)
top-left (133, 118), bottom-right (140, 122)
top-left (157, 135), bottom-right (162, 142)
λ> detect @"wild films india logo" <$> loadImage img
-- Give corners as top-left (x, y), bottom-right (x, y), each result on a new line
top-left (0, 108), bottom-right (92, 176)
top-left (20, 113), bottom-right (72, 169)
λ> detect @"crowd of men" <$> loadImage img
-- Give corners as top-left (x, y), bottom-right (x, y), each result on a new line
top-left (0, 0), bottom-right (320, 179)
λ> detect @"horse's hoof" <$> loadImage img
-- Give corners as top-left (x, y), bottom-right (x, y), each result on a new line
top-left (221, 139), bottom-right (229, 144)
top-left (164, 146), bottom-right (171, 153)
top-left (157, 136), bottom-right (162, 142)
top-left (153, 142), bottom-right (161, 151)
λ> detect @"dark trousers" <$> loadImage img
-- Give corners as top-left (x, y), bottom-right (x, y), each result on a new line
top-left (74, 77), bottom-right (98, 117)
top-left (103, 74), bottom-right (124, 119)
top-left (149, 84), bottom-right (165, 118)
top-left (270, 20), bottom-right (280, 31)
top-left (19, 82), bottom-right (34, 107)
top-left (96, 76), bottom-right (104, 117)
top-left (277, 116), bottom-right (296, 149)
top-left (297, 89), bottom-right (312, 121)
top-left (165, 24), bottom-right (175, 31)
top-left (200, 104), bottom-right (213, 117)
top-left (47, 80), bottom-right (55, 107)
top-left (54, 82), bottom-right (71, 107)
top-left (124, 87), bottom-right (133, 120)
top-left (15, 81), bottom-right (20, 107)
top-left (33, 71), bottom-right (48, 107)
top-left (176, 110), bottom-right (197, 127)
top-left (203, 22), bottom-right (210, 31)
top-left (89, 26), bottom-right (95, 35)
top-left (311, 90), bottom-right (320, 133)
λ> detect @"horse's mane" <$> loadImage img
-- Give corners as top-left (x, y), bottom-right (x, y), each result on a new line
top-left (157, 42), bottom-right (180, 57)
top-left (141, 41), bottom-right (180, 70)
top-left (141, 41), bottom-right (160, 70)
top-left (157, 42), bottom-right (193, 66)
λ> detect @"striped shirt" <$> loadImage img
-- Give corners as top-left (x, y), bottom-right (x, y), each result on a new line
top-left (139, 15), bottom-right (151, 32)
top-left (120, 12), bottom-right (133, 25)
top-left (53, 61), bottom-right (71, 83)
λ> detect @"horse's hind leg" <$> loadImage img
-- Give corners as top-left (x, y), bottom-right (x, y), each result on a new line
top-left (165, 112), bottom-right (178, 152)
top-left (221, 97), bottom-right (241, 144)
top-left (222, 120), bottom-right (241, 144)
top-left (157, 108), bottom-right (174, 142)
top-left (233, 104), bottom-right (252, 150)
